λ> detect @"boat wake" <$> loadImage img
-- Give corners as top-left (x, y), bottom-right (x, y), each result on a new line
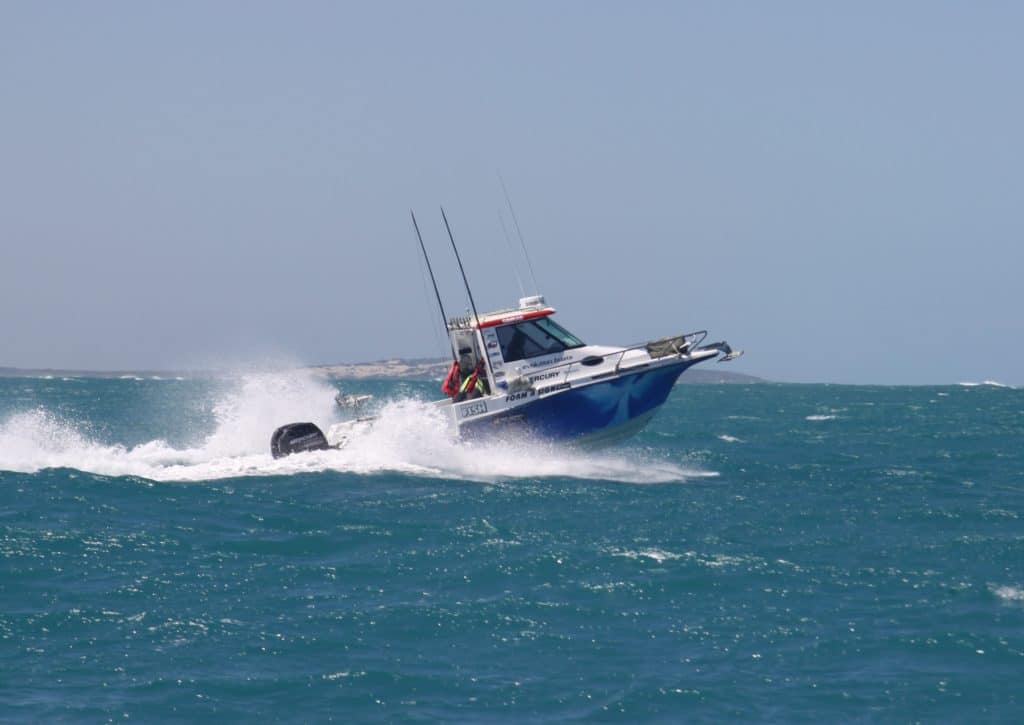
top-left (0, 373), bottom-right (710, 485)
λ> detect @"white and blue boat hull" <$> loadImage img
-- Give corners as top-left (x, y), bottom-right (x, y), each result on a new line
top-left (458, 357), bottom-right (703, 444)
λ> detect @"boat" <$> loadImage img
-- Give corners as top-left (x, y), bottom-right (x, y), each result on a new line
top-left (270, 293), bottom-right (741, 457)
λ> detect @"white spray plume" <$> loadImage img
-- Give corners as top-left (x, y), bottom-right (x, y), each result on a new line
top-left (0, 372), bottom-right (710, 484)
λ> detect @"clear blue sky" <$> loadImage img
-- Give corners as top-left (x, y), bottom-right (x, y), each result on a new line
top-left (2, 2), bottom-right (1021, 384)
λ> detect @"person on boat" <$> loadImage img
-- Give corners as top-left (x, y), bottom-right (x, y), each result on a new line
top-left (506, 329), bottom-right (528, 361)
top-left (453, 360), bottom-right (487, 401)
top-left (443, 346), bottom-right (487, 402)
top-left (441, 359), bottom-right (462, 397)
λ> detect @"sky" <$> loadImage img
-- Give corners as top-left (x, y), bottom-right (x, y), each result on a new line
top-left (2, 2), bottom-right (1022, 384)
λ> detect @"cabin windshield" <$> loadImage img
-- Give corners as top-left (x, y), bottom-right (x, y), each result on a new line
top-left (496, 317), bottom-right (585, 362)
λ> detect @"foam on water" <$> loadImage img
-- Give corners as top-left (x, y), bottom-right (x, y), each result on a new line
top-left (0, 373), bottom-right (708, 485)
top-left (991, 585), bottom-right (1024, 603)
top-left (336, 398), bottom-right (710, 484)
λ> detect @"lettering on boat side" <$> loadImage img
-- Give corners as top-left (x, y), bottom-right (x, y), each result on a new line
top-left (528, 355), bottom-right (570, 368)
top-left (461, 401), bottom-right (488, 418)
top-left (528, 371), bottom-right (559, 383)
top-left (505, 382), bottom-right (571, 402)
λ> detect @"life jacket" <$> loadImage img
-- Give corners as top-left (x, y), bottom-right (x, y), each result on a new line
top-left (459, 364), bottom-right (485, 395)
top-left (442, 361), bottom-right (461, 397)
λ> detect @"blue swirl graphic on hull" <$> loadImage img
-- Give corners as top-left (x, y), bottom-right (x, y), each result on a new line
top-left (462, 359), bottom-right (700, 442)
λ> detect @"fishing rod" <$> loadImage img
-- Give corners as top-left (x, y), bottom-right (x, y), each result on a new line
top-left (440, 206), bottom-right (482, 329)
top-left (410, 210), bottom-right (454, 361)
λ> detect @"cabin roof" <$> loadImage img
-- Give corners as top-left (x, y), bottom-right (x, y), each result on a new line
top-left (477, 306), bottom-right (555, 329)
top-left (447, 302), bottom-right (555, 330)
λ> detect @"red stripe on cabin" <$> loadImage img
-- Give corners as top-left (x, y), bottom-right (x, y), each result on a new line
top-left (476, 308), bottom-right (554, 328)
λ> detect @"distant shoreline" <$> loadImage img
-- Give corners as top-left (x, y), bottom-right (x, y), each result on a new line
top-left (0, 366), bottom-right (195, 380)
top-left (1, 360), bottom-right (766, 384)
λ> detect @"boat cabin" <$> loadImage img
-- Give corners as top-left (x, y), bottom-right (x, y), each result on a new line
top-left (445, 295), bottom-right (586, 395)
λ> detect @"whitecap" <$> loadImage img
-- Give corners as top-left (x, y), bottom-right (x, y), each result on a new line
top-left (613, 548), bottom-right (684, 563)
top-left (991, 585), bottom-right (1024, 602)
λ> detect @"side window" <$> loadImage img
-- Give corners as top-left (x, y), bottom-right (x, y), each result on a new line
top-left (496, 319), bottom-right (585, 362)
top-left (497, 324), bottom-right (533, 362)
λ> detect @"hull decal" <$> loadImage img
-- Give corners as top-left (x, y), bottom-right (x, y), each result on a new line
top-left (461, 359), bottom-right (699, 442)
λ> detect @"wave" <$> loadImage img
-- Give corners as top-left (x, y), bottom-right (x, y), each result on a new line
top-left (958, 380), bottom-right (1013, 388)
top-left (991, 585), bottom-right (1024, 603)
top-left (0, 372), bottom-right (708, 485)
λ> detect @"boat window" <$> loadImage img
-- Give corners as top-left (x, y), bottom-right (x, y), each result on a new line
top-left (496, 317), bottom-right (585, 362)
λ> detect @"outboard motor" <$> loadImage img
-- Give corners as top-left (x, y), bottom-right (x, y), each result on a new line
top-left (270, 422), bottom-right (330, 459)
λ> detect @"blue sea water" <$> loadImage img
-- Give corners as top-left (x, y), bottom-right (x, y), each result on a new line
top-left (1, 374), bottom-right (1022, 722)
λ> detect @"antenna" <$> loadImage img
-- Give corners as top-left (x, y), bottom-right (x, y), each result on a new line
top-left (410, 210), bottom-right (454, 361)
top-left (440, 206), bottom-right (482, 327)
top-left (498, 210), bottom-right (526, 298)
top-left (498, 171), bottom-right (540, 293)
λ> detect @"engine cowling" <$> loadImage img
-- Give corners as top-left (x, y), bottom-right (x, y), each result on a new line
top-left (270, 422), bottom-right (330, 459)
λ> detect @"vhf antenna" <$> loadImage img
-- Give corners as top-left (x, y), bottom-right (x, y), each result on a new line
top-left (498, 210), bottom-right (527, 298)
top-left (498, 171), bottom-right (540, 293)
top-left (410, 210), bottom-right (454, 360)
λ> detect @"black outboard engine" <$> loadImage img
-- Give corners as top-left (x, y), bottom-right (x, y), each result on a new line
top-left (270, 422), bottom-right (330, 459)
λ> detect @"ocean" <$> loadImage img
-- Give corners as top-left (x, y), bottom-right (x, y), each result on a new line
top-left (1, 374), bottom-right (1022, 722)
